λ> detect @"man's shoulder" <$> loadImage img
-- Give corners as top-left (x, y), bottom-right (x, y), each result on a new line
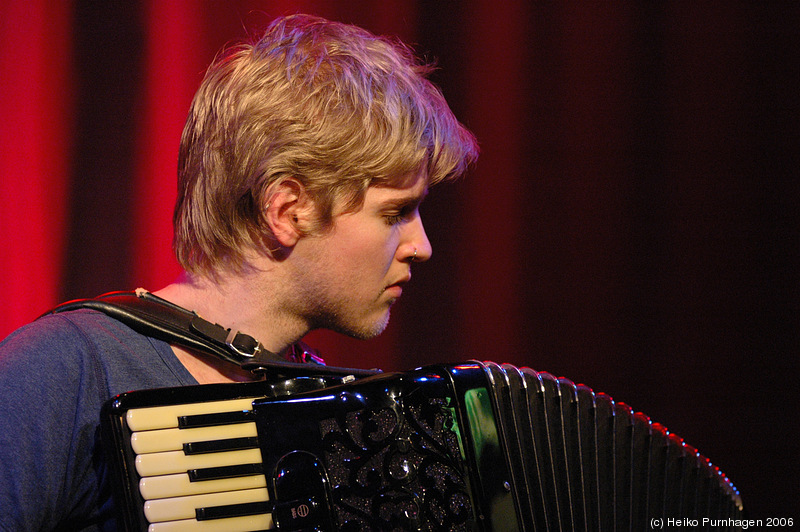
top-left (4, 308), bottom-right (145, 347)
top-left (1, 306), bottom-right (194, 396)
top-left (0, 309), bottom-right (162, 372)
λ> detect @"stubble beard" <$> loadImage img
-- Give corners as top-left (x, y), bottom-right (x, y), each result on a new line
top-left (309, 294), bottom-right (394, 340)
top-left (292, 256), bottom-right (395, 340)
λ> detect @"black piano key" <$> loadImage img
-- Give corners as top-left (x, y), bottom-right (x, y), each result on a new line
top-left (188, 462), bottom-right (264, 481)
top-left (178, 409), bottom-right (255, 428)
top-left (196, 500), bottom-right (274, 521)
top-left (183, 436), bottom-right (260, 455)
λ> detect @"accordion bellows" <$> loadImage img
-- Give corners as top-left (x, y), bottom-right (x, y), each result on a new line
top-left (102, 361), bottom-right (744, 531)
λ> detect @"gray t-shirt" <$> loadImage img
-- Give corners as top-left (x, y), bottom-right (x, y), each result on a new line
top-left (0, 309), bottom-right (198, 531)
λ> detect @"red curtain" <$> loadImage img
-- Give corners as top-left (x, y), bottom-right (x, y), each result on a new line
top-left (1, 0), bottom-right (73, 335)
top-left (1, 0), bottom-right (797, 519)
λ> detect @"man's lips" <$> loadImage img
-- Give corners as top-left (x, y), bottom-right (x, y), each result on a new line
top-left (384, 284), bottom-right (403, 298)
top-left (384, 272), bottom-right (412, 297)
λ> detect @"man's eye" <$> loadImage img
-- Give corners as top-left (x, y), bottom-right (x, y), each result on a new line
top-left (384, 207), bottom-right (415, 226)
top-left (384, 213), bottom-right (405, 225)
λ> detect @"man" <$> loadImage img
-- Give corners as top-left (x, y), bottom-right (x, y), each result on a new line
top-left (0, 14), bottom-right (477, 530)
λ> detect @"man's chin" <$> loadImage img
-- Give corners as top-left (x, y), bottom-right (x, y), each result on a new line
top-left (336, 311), bottom-right (392, 341)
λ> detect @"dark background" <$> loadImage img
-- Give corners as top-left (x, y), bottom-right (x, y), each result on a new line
top-left (1, 1), bottom-right (797, 521)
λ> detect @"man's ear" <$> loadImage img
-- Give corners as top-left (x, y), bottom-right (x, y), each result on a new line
top-left (263, 178), bottom-right (314, 248)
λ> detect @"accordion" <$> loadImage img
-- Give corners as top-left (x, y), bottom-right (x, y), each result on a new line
top-left (102, 361), bottom-right (744, 531)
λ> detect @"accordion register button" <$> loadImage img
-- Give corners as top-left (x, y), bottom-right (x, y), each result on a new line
top-left (272, 451), bottom-right (333, 530)
top-left (273, 497), bottom-right (321, 530)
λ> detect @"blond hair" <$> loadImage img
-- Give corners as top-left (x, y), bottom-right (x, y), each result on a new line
top-left (174, 14), bottom-right (478, 274)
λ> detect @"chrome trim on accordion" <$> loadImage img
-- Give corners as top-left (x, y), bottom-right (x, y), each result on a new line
top-left (101, 361), bottom-right (744, 531)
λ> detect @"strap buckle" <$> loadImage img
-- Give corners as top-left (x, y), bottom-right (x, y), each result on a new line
top-left (224, 329), bottom-right (262, 359)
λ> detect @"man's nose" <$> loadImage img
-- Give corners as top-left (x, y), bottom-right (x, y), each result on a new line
top-left (406, 215), bottom-right (432, 262)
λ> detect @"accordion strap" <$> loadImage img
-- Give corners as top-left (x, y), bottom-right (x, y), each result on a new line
top-left (42, 289), bottom-right (342, 376)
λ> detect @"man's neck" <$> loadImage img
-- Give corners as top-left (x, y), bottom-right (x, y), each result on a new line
top-left (152, 269), bottom-right (309, 384)
top-left (171, 345), bottom-right (260, 384)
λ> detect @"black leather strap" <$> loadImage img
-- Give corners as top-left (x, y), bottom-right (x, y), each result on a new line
top-left (45, 290), bottom-right (281, 368)
top-left (44, 289), bottom-right (380, 378)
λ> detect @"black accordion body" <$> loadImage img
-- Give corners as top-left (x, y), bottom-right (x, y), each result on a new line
top-left (102, 361), bottom-right (744, 531)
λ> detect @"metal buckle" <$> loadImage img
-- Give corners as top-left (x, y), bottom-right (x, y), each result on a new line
top-left (225, 329), bottom-right (260, 359)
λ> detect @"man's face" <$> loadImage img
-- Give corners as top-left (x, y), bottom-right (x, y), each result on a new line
top-left (289, 171), bottom-right (432, 339)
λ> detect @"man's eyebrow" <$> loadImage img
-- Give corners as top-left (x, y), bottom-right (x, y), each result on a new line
top-left (383, 188), bottom-right (429, 208)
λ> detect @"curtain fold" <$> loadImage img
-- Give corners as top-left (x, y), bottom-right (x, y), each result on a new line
top-left (131, 0), bottom-right (203, 291)
top-left (0, 0), bottom-right (73, 334)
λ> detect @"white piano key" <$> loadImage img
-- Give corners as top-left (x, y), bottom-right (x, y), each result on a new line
top-left (131, 423), bottom-right (258, 454)
top-left (147, 513), bottom-right (273, 532)
top-left (143, 487), bottom-right (270, 523)
top-left (139, 472), bottom-right (267, 500)
top-left (135, 448), bottom-right (263, 476)
top-left (126, 398), bottom-right (258, 431)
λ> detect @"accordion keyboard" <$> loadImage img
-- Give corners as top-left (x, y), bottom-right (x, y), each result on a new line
top-left (124, 397), bottom-right (274, 531)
